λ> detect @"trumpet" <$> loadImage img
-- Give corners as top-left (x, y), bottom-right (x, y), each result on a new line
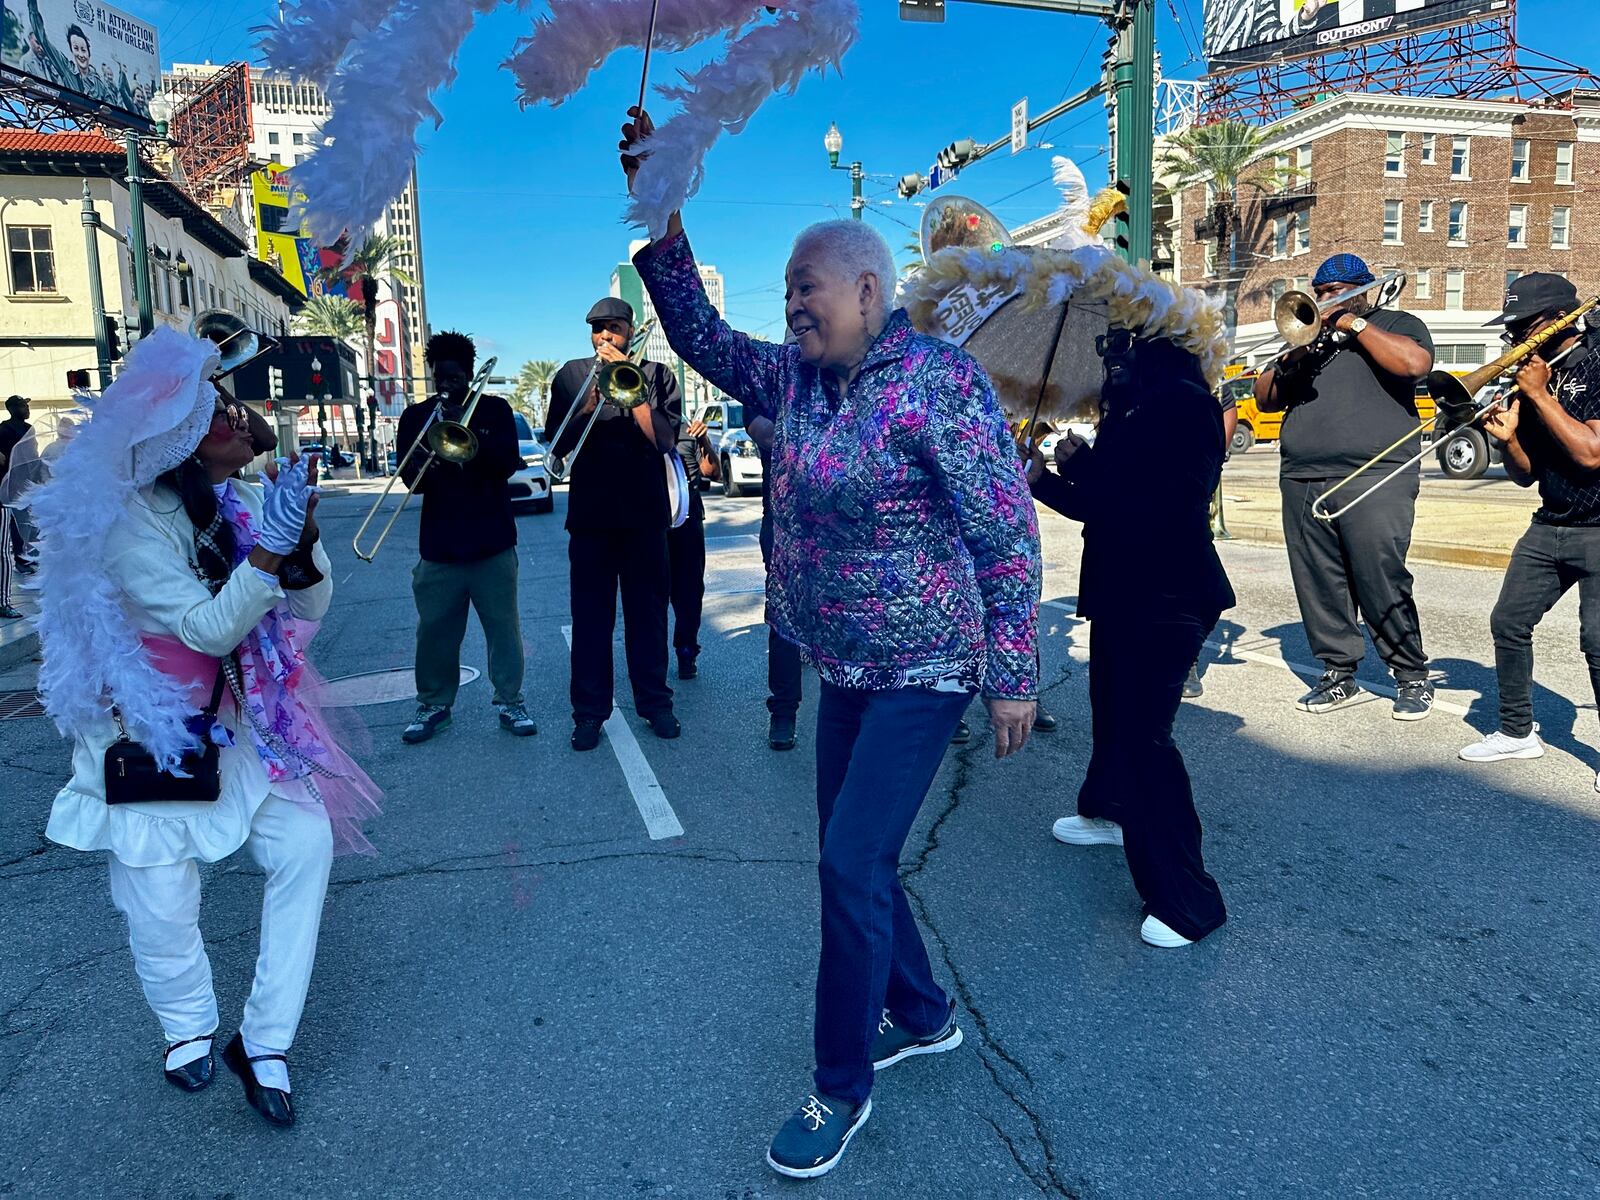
top-left (547, 319), bottom-right (655, 484)
top-left (351, 357), bottom-right (498, 562)
top-left (1311, 296), bottom-right (1598, 522)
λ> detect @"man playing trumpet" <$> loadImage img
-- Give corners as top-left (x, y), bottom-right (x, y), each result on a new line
top-left (1254, 253), bottom-right (1436, 719)
top-left (1461, 274), bottom-right (1600, 781)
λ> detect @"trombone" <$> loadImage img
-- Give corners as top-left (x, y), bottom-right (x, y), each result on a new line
top-left (1311, 296), bottom-right (1599, 522)
top-left (351, 357), bottom-right (499, 562)
top-left (547, 319), bottom-right (655, 483)
top-left (1232, 272), bottom-right (1410, 366)
top-left (193, 309), bottom-right (280, 379)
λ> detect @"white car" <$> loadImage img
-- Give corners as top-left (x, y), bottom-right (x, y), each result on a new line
top-left (510, 413), bottom-right (553, 514)
top-left (695, 399), bottom-right (765, 498)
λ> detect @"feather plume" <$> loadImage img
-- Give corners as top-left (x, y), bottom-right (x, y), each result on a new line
top-left (256, 0), bottom-right (404, 86)
top-left (1047, 156), bottom-right (1092, 249)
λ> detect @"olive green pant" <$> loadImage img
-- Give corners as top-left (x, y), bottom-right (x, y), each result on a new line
top-left (412, 548), bottom-right (525, 709)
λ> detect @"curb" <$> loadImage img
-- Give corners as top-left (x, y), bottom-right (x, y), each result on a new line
top-left (0, 626), bottom-right (40, 672)
top-left (1220, 521), bottom-right (1512, 572)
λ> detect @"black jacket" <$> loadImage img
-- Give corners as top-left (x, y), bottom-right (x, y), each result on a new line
top-left (545, 358), bottom-right (682, 532)
top-left (0, 417), bottom-right (29, 482)
top-left (1031, 340), bottom-right (1235, 623)
top-left (397, 392), bottom-right (521, 564)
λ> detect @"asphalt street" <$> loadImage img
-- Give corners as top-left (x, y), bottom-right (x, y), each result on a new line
top-left (3, 480), bottom-right (1599, 1198)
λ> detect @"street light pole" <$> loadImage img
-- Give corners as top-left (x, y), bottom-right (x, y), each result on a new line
top-left (824, 122), bottom-right (865, 220)
top-left (80, 182), bottom-right (113, 390)
top-left (124, 133), bottom-right (154, 338)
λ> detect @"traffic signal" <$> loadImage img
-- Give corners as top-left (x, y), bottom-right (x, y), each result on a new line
top-left (1110, 179), bottom-right (1132, 253)
top-left (66, 368), bottom-right (91, 390)
top-left (104, 315), bottom-right (122, 361)
top-left (268, 366), bottom-right (285, 402)
top-left (936, 138), bottom-right (977, 173)
top-left (897, 172), bottom-right (925, 199)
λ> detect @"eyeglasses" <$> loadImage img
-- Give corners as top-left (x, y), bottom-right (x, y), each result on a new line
top-left (210, 403), bottom-right (247, 431)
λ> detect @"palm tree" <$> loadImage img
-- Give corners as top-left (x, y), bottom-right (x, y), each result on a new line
top-left (1160, 120), bottom-right (1297, 340)
top-left (315, 233), bottom-right (416, 470)
top-left (294, 295), bottom-right (364, 339)
top-left (512, 359), bottom-right (560, 423)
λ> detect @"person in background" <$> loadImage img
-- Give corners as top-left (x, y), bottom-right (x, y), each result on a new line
top-left (669, 411), bottom-right (709, 680)
top-left (398, 331), bottom-right (536, 744)
top-left (1253, 253), bottom-right (1435, 720)
top-left (1, 395), bottom-right (36, 580)
top-left (545, 298), bottom-right (682, 750)
top-left (749, 413), bottom-right (803, 750)
top-left (1183, 385), bottom-right (1241, 700)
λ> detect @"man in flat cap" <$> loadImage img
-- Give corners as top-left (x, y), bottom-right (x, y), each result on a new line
top-left (1462, 274), bottom-right (1600, 785)
top-left (546, 297), bottom-right (684, 750)
top-left (1254, 252), bottom-right (1437, 720)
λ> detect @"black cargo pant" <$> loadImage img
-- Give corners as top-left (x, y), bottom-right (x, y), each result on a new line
top-left (760, 495), bottom-right (803, 717)
top-left (1491, 521), bottom-right (1600, 738)
top-left (568, 527), bottom-right (673, 723)
top-left (668, 516), bottom-right (705, 657)
top-left (1281, 473), bottom-right (1428, 682)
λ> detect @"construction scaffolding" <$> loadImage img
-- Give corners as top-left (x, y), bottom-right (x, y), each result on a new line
top-left (164, 63), bottom-right (254, 205)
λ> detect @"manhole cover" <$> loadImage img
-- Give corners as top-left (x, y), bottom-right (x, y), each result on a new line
top-left (318, 667), bottom-right (479, 708)
top-left (0, 690), bottom-right (44, 720)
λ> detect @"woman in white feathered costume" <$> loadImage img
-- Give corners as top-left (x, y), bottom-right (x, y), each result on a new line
top-left (30, 327), bottom-right (380, 1128)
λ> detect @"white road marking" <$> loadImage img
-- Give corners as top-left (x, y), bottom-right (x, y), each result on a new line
top-left (1040, 599), bottom-right (1473, 719)
top-left (561, 625), bottom-right (685, 841)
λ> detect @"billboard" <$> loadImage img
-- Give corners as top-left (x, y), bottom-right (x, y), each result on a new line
top-left (250, 163), bottom-right (347, 298)
top-left (0, 0), bottom-right (160, 127)
top-left (1203, 0), bottom-right (1505, 73)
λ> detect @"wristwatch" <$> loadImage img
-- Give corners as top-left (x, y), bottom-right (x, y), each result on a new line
top-left (1346, 316), bottom-right (1369, 336)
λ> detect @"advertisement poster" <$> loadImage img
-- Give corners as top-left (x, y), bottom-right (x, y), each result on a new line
top-left (251, 163), bottom-right (347, 298)
top-left (1203, 0), bottom-right (1502, 73)
top-left (1, 0), bottom-right (160, 126)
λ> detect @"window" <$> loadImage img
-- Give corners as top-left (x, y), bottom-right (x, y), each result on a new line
top-left (1293, 276), bottom-right (1308, 294)
top-left (292, 132), bottom-right (304, 145)
top-left (1413, 269), bottom-right (1432, 301)
top-left (1555, 141), bottom-right (1574, 184)
top-left (1273, 216), bottom-right (1289, 258)
top-left (1204, 179), bottom-right (1217, 207)
top-left (1445, 268), bottom-right (1465, 310)
top-left (1202, 241), bottom-right (1216, 277)
top-left (1506, 269), bottom-right (1520, 295)
top-left (270, 153), bottom-right (282, 165)
top-left (1451, 135), bottom-right (1470, 179)
top-left (1435, 343), bottom-right (1487, 367)
top-left (267, 131), bottom-right (279, 145)
top-left (1509, 204), bottom-right (1528, 247)
top-left (1448, 200), bottom-right (1467, 244)
top-left (1511, 138), bottom-right (1530, 182)
top-left (1269, 279), bottom-right (1288, 306)
top-left (6, 225), bottom-right (56, 293)
top-left (1383, 200), bottom-right (1403, 244)
top-left (1418, 200), bottom-right (1434, 233)
top-left (1274, 152), bottom-right (1289, 192)
top-left (1296, 144), bottom-right (1313, 174)
top-left (1295, 209), bottom-right (1311, 254)
top-left (1384, 131), bottom-right (1405, 175)
top-left (1552, 206), bottom-right (1571, 249)
top-left (1420, 133), bottom-right (1436, 164)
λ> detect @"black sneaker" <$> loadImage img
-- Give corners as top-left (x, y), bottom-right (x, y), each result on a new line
top-left (950, 720), bottom-right (972, 745)
top-left (1182, 664), bottom-right (1204, 699)
top-left (871, 998), bottom-right (963, 1070)
top-left (769, 713), bottom-right (797, 751)
top-left (401, 704), bottom-right (450, 744)
top-left (676, 649), bottom-right (698, 680)
top-left (646, 711), bottom-right (681, 740)
top-left (765, 1092), bottom-right (871, 1180)
top-left (571, 719), bottom-right (604, 752)
top-left (1295, 672), bottom-right (1362, 714)
top-left (1033, 708), bottom-right (1058, 733)
top-left (1392, 679), bottom-right (1434, 722)
top-left (0, 604), bottom-right (21, 620)
top-left (496, 701), bottom-right (538, 737)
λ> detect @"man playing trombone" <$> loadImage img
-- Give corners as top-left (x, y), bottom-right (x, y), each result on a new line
top-left (1461, 275), bottom-right (1600, 780)
top-left (1254, 253), bottom-right (1436, 720)
top-left (546, 298), bottom-right (683, 751)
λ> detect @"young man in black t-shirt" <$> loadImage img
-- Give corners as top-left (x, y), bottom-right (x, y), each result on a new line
top-left (1460, 274), bottom-right (1600, 783)
top-left (546, 298), bottom-right (683, 751)
top-left (1255, 253), bottom-right (1436, 720)
top-left (398, 331), bottom-right (536, 744)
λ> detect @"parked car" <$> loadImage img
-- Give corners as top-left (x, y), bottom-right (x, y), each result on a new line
top-left (297, 443), bottom-right (353, 469)
top-left (695, 398), bottom-right (766, 497)
top-left (510, 413), bottom-right (553, 514)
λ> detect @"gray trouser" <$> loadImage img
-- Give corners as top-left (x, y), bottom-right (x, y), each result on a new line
top-left (1491, 522), bottom-right (1600, 738)
top-left (412, 548), bottom-right (525, 708)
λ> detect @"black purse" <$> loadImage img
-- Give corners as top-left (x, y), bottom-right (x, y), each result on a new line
top-left (103, 666), bottom-right (228, 805)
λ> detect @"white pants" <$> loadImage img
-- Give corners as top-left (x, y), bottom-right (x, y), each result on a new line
top-left (107, 794), bottom-right (333, 1054)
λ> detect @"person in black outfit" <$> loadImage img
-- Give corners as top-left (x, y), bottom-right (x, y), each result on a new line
top-left (748, 415), bottom-right (803, 750)
top-left (546, 297), bottom-right (682, 750)
top-left (1028, 332), bottom-right (1235, 947)
top-left (1254, 253), bottom-right (1436, 720)
top-left (669, 411), bottom-right (708, 679)
top-left (0, 395), bottom-right (35, 579)
top-left (1459, 274), bottom-right (1600, 783)
top-left (397, 331), bottom-right (536, 744)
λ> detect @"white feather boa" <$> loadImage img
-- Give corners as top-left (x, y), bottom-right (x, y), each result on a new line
top-left (505, 0), bottom-right (767, 107)
top-left (257, 0), bottom-right (405, 86)
top-left (624, 0), bottom-right (858, 237)
top-left (281, 0), bottom-right (519, 245)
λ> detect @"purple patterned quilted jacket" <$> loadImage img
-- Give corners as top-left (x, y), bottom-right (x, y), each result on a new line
top-left (636, 233), bottom-right (1040, 699)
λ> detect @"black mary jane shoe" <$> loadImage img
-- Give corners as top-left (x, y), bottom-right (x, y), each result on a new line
top-left (162, 1036), bottom-right (215, 1092)
top-left (222, 1033), bottom-right (295, 1127)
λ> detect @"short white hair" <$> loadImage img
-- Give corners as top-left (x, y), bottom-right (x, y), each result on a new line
top-left (790, 220), bottom-right (897, 321)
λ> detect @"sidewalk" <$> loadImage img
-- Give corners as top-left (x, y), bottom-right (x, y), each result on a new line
top-left (1215, 461), bottom-right (1540, 570)
top-left (0, 590), bottom-right (39, 671)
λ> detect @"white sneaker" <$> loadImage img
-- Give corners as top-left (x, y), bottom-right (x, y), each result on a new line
top-left (1051, 815), bottom-right (1124, 846)
top-left (1140, 915), bottom-right (1194, 948)
top-left (1459, 730), bottom-right (1545, 763)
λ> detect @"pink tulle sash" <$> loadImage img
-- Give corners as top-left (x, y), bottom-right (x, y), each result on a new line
top-left (141, 633), bottom-right (381, 856)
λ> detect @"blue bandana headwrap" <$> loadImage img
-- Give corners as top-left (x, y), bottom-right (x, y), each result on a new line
top-left (1313, 253), bottom-right (1375, 288)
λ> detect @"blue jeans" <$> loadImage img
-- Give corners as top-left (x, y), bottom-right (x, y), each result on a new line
top-left (812, 681), bottom-right (970, 1105)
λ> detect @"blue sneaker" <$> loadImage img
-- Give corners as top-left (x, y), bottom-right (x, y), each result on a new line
top-left (765, 1092), bottom-right (871, 1179)
top-left (871, 999), bottom-right (963, 1070)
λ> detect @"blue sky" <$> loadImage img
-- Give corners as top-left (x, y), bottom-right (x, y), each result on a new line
top-left (148, 1), bottom-right (1584, 373)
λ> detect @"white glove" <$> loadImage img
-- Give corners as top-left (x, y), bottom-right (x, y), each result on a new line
top-left (257, 457), bottom-right (316, 555)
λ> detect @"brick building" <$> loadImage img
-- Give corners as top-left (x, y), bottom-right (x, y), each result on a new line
top-left (1173, 90), bottom-right (1600, 371)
